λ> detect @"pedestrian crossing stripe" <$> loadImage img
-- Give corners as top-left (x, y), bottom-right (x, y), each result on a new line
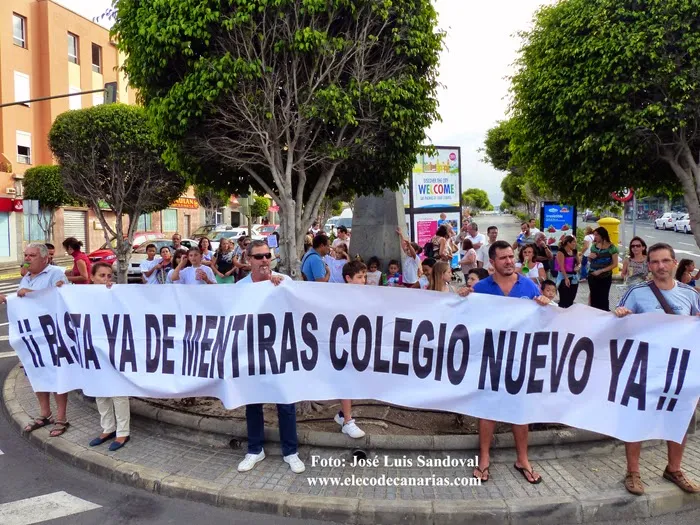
top-left (0, 491), bottom-right (101, 525)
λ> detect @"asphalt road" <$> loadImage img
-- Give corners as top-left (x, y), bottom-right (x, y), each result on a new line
top-left (1, 229), bottom-right (699, 524)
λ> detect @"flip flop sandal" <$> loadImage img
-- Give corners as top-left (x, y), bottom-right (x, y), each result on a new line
top-left (514, 464), bottom-right (543, 485)
top-left (624, 471), bottom-right (644, 495)
top-left (473, 465), bottom-right (490, 483)
top-left (49, 421), bottom-right (70, 438)
top-left (663, 468), bottom-right (700, 494)
top-left (24, 415), bottom-right (53, 433)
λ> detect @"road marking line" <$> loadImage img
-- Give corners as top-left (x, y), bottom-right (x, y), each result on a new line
top-left (0, 491), bottom-right (101, 525)
top-left (0, 352), bottom-right (16, 359)
top-left (0, 335), bottom-right (9, 341)
top-left (679, 242), bottom-right (696, 247)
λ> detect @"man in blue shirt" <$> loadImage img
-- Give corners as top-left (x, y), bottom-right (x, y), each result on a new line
top-left (301, 233), bottom-right (331, 282)
top-left (470, 240), bottom-right (550, 485)
top-left (615, 243), bottom-right (700, 496)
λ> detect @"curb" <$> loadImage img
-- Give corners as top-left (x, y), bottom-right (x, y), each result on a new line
top-left (5, 366), bottom-right (700, 524)
top-left (123, 397), bottom-right (625, 455)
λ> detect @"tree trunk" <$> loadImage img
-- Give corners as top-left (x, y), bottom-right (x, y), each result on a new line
top-left (664, 151), bottom-right (700, 251)
top-left (278, 203), bottom-right (302, 279)
top-left (114, 213), bottom-right (130, 284)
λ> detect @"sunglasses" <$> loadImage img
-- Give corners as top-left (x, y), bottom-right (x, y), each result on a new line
top-left (631, 244), bottom-right (643, 248)
top-left (251, 253), bottom-right (272, 260)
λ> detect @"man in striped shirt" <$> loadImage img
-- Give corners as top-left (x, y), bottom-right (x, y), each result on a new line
top-left (615, 243), bottom-right (700, 496)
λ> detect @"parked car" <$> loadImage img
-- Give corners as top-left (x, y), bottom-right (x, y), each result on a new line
top-left (191, 224), bottom-right (235, 240)
top-left (324, 217), bottom-right (340, 234)
top-left (655, 212), bottom-right (678, 230)
top-left (115, 238), bottom-right (195, 283)
top-left (583, 210), bottom-right (600, 222)
top-left (88, 232), bottom-right (162, 264)
top-left (209, 228), bottom-right (264, 252)
top-left (674, 214), bottom-right (693, 234)
top-left (252, 224), bottom-right (278, 237)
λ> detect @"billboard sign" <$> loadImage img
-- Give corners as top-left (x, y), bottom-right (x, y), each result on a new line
top-left (411, 149), bottom-right (460, 209)
top-left (540, 203), bottom-right (577, 246)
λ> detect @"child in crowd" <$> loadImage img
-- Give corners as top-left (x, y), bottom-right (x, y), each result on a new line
top-left (396, 227), bottom-right (422, 288)
top-left (332, 260), bottom-right (368, 438)
top-left (166, 251), bottom-right (188, 283)
top-left (88, 262), bottom-right (131, 451)
top-left (140, 243), bottom-right (161, 284)
top-left (466, 268), bottom-right (489, 290)
top-left (325, 243), bottom-right (350, 283)
top-left (365, 256), bottom-right (383, 286)
top-left (419, 258), bottom-right (436, 289)
top-left (541, 279), bottom-right (558, 304)
top-left (429, 261), bottom-right (455, 293)
top-left (156, 246), bottom-right (173, 283)
top-left (384, 259), bottom-right (403, 287)
top-left (171, 247), bottom-right (216, 284)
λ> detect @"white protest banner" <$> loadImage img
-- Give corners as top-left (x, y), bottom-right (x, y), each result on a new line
top-left (8, 282), bottom-right (700, 443)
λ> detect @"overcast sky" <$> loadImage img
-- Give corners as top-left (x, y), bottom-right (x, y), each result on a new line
top-left (59, 0), bottom-right (554, 206)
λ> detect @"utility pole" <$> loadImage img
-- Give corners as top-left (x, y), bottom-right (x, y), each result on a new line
top-left (0, 83), bottom-right (118, 109)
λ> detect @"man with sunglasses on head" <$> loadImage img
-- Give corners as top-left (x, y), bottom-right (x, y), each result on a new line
top-left (236, 241), bottom-right (304, 473)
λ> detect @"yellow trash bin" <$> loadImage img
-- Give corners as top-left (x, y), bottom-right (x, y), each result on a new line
top-left (597, 217), bottom-right (621, 275)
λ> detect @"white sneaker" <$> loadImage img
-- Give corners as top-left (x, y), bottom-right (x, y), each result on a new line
top-left (283, 453), bottom-right (306, 473)
top-left (237, 450), bottom-right (265, 472)
top-left (334, 413), bottom-right (344, 427)
top-left (342, 419), bottom-right (366, 439)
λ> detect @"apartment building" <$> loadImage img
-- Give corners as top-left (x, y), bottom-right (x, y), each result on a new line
top-left (0, 0), bottom-right (139, 261)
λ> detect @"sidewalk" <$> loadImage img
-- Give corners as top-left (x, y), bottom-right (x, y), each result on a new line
top-left (4, 365), bottom-right (699, 524)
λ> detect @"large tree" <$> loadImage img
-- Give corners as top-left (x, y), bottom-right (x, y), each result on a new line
top-left (22, 165), bottom-right (75, 242)
top-left (462, 188), bottom-right (493, 211)
top-left (113, 0), bottom-right (443, 277)
top-left (49, 104), bottom-right (187, 283)
top-left (510, 0), bottom-right (700, 247)
top-left (194, 184), bottom-right (231, 224)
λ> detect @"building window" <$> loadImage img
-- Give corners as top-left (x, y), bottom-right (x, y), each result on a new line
top-left (16, 131), bottom-right (31, 164)
top-left (69, 86), bottom-right (81, 110)
top-left (92, 91), bottom-right (104, 106)
top-left (162, 209), bottom-right (178, 232)
top-left (91, 43), bottom-right (102, 73)
top-left (0, 213), bottom-right (10, 257)
top-left (13, 71), bottom-right (30, 106)
top-left (13, 14), bottom-right (26, 48)
top-left (67, 32), bottom-right (79, 64)
top-left (24, 210), bottom-right (50, 241)
top-left (136, 213), bottom-right (151, 231)
top-left (215, 209), bottom-right (223, 225)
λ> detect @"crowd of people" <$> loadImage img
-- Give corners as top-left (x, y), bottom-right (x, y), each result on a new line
top-left (2, 216), bottom-right (699, 494)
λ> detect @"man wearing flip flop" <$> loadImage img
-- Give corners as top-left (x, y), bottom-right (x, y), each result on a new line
top-left (615, 243), bottom-right (700, 495)
top-left (0, 244), bottom-right (70, 438)
top-left (460, 241), bottom-right (551, 484)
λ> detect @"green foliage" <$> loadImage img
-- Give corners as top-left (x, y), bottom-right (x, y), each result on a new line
top-left (482, 121), bottom-right (514, 172)
top-left (462, 188), bottom-right (492, 211)
top-left (250, 195), bottom-right (270, 218)
top-left (48, 104), bottom-right (186, 217)
top-left (500, 173), bottom-right (528, 210)
top-left (331, 199), bottom-right (344, 216)
top-left (22, 165), bottom-right (73, 209)
top-left (113, 0), bottom-right (444, 211)
top-left (510, 0), bottom-right (700, 205)
top-left (194, 185), bottom-right (230, 210)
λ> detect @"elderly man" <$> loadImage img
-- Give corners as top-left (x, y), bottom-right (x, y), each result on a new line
top-left (0, 244), bottom-right (70, 437)
top-left (236, 241), bottom-right (305, 474)
top-left (170, 233), bottom-right (188, 254)
top-left (466, 223), bottom-right (486, 251)
top-left (533, 232), bottom-right (554, 273)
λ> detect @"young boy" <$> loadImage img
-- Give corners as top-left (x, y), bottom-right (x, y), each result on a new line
top-left (88, 262), bottom-right (131, 451)
top-left (332, 260), bottom-right (368, 439)
top-left (385, 259), bottom-right (403, 287)
top-left (140, 243), bottom-right (162, 284)
top-left (541, 279), bottom-right (558, 304)
top-left (396, 227), bottom-right (422, 288)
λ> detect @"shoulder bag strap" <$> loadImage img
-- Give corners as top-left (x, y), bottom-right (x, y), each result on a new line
top-left (647, 281), bottom-right (676, 315)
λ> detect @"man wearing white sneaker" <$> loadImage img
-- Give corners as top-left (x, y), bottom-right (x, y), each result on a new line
top-left (236, 241), bottom-right (305, 474)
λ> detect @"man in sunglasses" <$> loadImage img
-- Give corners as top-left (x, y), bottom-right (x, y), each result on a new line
top-left (235, 240), bottom-right (303, 473)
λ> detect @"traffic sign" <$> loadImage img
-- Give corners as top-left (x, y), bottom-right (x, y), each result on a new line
top-left (611, 188), bottom-right (634, 202)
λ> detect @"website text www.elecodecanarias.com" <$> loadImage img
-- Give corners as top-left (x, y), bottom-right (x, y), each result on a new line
top-left (307, 474), bottom-right (482, 488)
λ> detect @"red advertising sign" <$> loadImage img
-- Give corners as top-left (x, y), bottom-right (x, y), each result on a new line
top-left (170, 197), bottom-right (199, 209)
top-left (0, 198), bottom-right (22, 212)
